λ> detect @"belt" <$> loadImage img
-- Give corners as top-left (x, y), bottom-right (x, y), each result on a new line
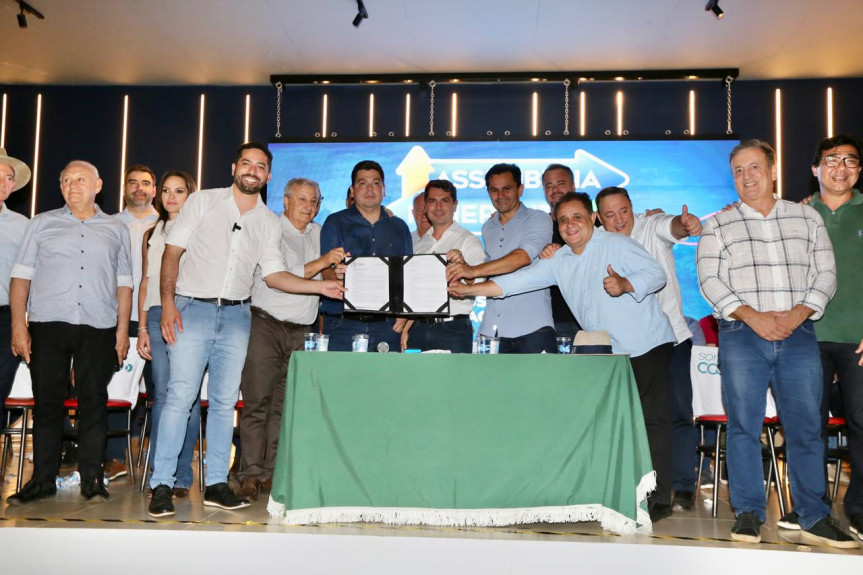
top-left (182, 296), bottom-right (251, 307)
top-left (251, 306), bottom-right (312, 329)
top-left (342, 313), bottom-right (387, 323)
top-left (0, 305), bottom-right (9, 312)
top-left (415, 314), bottom-right (470, 324)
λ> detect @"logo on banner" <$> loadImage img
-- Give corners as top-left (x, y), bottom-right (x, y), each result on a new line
top-left (696, 351), bottom-right (720, 375)
top-left (394, 145), bottom-right (630, 201)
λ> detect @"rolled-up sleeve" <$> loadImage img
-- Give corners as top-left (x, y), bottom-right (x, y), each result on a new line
top-left (116, 224), bottom-right (134, 288)
top-left (10, 217), bottom-right (40, 280)
top-left (259, 216), bottom-right (288, 278)
top-left (696, 218), bottom-right (742, 319)
top-left (802, 210), bottom-right (837, 319)
top-left (165, 191), bottom-right (202, 249)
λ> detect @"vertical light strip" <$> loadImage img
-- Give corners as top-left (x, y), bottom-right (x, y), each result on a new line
top-left (196, 94), bottom-right (205, 189)
top-left (368, 93), bottom-right (375, 138)
top-left (616, 91), bottom-right (624, 136)
top-left (322, 94), bottom-right (328, 139)
top-left (688, 90), bottom-right (696, 136)
top-left (451, 92), bottom-right (458, 138)
top-left (826, 87), bottom-right (834, 138)
top-left (775, 88), bottom-right (783, 198)
top-left (244, 94), bottom-right (251, 143)
top-left (404, 93), bottom-right (411, 137)
top-left (119, 95), bottom-right (129, 210)
top-left (579, 91), bottom-right (586, 136)
top-left (30, 94), bottom-right (42, 217)
top-left (1, 93), bottom-right (7, 148)
top-left (531, 92), bottom-right (539, 137)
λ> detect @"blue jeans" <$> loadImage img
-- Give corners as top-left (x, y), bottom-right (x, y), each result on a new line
top-left (150, 297), bottom-right (250, 489)
top-left (147, 306), bottom-right (201, 488)
top-left (718, 319), bottom-right (829, 528)
top-left (322, 314), bottom-right (401, 352)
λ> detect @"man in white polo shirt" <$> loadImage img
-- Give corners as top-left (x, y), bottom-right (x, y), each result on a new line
top-left (147, 143), bottom-right (345, 517)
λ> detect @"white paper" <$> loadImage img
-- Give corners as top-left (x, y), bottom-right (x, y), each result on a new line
top-left (344, 257), bottom-right (390, 311)
top-left (403, 255), bottom-right (448, 314)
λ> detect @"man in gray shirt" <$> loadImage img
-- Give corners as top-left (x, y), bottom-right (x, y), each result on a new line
top-left (8, 160), bottom-right (133, 505)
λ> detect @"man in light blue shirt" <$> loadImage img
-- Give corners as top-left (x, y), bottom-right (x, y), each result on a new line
top-left (450, 191), bottom-right (677, 522)
top-left (0, 148), bottom-right (30, 435)
top-left (8, 160), bottom-right (133, 505)
top-left (446, 163), bottom-right (555, 353)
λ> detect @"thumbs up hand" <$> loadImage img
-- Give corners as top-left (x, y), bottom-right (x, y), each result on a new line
top-left (679, 204), bottom-right (703, 236)
top-left (603, 264), bottom-right (633, 297)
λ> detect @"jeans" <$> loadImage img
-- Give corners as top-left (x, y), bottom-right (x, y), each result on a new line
top-left (669, 339), bottom-right (699, 492)
top-left (497, 326), bottom-right (557, 354)
top-left (147, 306), bottom-right (201, 488)
top-left (150, 297), bottom-right (250, 489)
top-left (322, 314), bottom-right (402, 352)
top-left (819, 341), bottom-right (863, 515)
top-left (406, 316), bottom-right (473, 353)
top-left (718, 319), bottom-right (829, 528)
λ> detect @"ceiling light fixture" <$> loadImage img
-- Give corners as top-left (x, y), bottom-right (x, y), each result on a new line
top-left (705, 0), bottom-right (724, 19)
top-left (15, 0), bottom-right (45, 28)
top-left (352, 0), bottom-right (368, 27)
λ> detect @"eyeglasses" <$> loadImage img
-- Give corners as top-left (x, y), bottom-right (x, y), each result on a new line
top-left (823, 155), bottom-right (861, 168)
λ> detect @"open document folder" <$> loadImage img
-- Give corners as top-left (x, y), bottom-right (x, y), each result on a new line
top-left (343, 254), bottom-right (450, 316)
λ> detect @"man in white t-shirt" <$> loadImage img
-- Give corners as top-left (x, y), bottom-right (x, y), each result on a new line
top-left (402, 180), bottom-right (484, 353)
top-left (596, 186), bottom-right (703, 515)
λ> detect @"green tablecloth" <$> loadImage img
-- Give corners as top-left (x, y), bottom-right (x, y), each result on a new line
top-left (268, 352), bottom-right (654, 534)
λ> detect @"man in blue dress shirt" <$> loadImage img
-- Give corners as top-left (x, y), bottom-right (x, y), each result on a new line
top-left (319, 160), bottom-right (412, 352)
top-left (8, 160), bottom-right (133, 505)
top-left (447, 163), bottom-right (555, 353)
top-left (0, 149), bottom-right (30, 436)
top-left (449, 191), bottom-right (677, 522)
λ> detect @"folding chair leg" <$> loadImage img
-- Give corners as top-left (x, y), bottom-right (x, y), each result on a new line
top-left (125, 410), bottom-right (136, 484)
top-left (766, 428), bottom-right (786, 517)
top-left (15, 408), bottom-right (29, 492)
top-left (140, 443), bottom-right (150, 492)
top-left (198, 416), bottom-right (204, 492)
top-left (712, 424), bottom-right (723, 518)
top-left (136, 407), bottom-right (149, 468)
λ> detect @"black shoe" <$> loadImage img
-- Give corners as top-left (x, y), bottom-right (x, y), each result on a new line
top-left (148, 484), bottom-right (175, 518)
top-left (6, 479), bottom-right (57, 505)
top-left (80, 477), bottom-right (110, 501)
top-left (204, 482), bottom-right (250, 510)
top-left (731, 512), bottom-right (762, 543)
top-left (648, 502), bottom-right (673, 523)
top-left (800, 516), bottom-right (859, 549)
top-left (776, 510), bottom-right (800, 530)
top-left (849, 514), bottom-right (862, 540)
top-left (672, 490), bottom-right (695, 511)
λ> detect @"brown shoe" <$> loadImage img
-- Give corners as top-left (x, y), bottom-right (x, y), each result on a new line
top-left (236, 478), bottom-right (261, 501)
top-left (260, 477), bottom-right (273, 493)
top-left (103, 459), bottom-right (128, 481)
top-left (172, 487), bottom-right (190, 498)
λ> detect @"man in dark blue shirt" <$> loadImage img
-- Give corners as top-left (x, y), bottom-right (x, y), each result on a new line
top-left (320, 160), bottom-right (412, 351)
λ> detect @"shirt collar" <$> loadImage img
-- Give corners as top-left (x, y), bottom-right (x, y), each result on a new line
top-left (63, 203), bottom-right (107, 220)
top-left (281, 212), bottom-right (314, 235)
top-left (812, 188), bottom-right (863, 208)
top-left (122, 206), bottom-right (159, 222)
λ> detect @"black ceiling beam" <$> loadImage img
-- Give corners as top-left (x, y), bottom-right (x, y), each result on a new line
top-left (270, 68), bottom-right (739, 87)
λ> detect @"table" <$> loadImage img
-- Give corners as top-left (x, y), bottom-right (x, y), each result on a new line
top-left (268, 352), bottom-right (654, 534)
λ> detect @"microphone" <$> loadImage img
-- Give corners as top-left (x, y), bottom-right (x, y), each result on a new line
top-left (232, 223), bottom-right (242, 232)
top-left (377, 341), bottom-right (389, 353)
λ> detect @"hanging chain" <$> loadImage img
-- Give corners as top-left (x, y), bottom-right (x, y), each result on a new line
top-left (428, 81), bottom-right (436, 136)
top-left (275, 82), bottom-right (283, 139)
top-left (563, 79), bottom-right (571, 136)
top-left (725, 76), bottom-right (733, 135)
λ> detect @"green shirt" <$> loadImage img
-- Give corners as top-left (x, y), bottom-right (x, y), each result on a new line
top-left (811, 189), bottom-right (863, 343)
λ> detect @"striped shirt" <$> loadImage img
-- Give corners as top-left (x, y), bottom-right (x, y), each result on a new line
top-left (696, 197), bottom-right (836, 320)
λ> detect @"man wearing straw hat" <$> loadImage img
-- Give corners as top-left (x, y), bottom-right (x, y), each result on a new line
top-left (0, 149), bottom-right (30, 445)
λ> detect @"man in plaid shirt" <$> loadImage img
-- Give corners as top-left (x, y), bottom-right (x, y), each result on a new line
top-left (697, 140), bottom-right (856, 548)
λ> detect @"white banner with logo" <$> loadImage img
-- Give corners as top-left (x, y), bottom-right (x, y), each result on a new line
top-left (690, 345), bottom-right (777, 418)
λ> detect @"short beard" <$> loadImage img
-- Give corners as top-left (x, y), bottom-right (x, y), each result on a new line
top-left (234, 175), bottom-right (263, 196)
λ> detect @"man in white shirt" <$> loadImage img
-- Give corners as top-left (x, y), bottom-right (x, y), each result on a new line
top-left (410, 192), bottom-right (431, 247)
top-left (147, 143), bottom-right (345, 517)
top-left (109, 164), bottom-right (159, 480)
top-left (236, 178), bottom-right (346, 500)
top-left (596, 186), bottom-right (703, 515)
top-left (402, 180), bottom-right (484, 353)
top-left (0, 149), bottom-right (30, 435)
